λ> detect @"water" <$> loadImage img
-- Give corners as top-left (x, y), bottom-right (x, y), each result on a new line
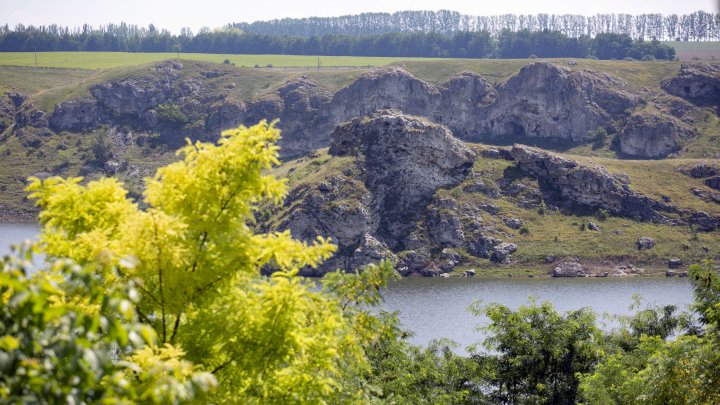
top-left (0, 224), bottom-right (696, 352)
top-left (381, 276), bottom-right (695, 351)
top-left (0, 223), bottom-right (40, 257)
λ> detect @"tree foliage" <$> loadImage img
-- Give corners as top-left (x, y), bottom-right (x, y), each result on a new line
top-left (0, 242), bottom-right (215, 403)
top-left (24, 121), bottom-right (386, 403)
top-left (580, 261), bottom-right (720, 404)
top-left (470, 300), bottom-right (603, 404)
top-left (0, 20), bottom-right (683, 59)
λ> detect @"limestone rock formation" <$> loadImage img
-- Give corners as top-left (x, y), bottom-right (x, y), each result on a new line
top-left (618, 113), bottom-right (693, 159)
top-left (313, 67), bottom-right (496, 148)
top-left (330, 110), bottom-right (476, 249)
top-left (662, 63), bottom-right (720, 107)
top-left (273, 111), bottom-right (476, 275)
top-left (510, 144), bottom-right (676, 222)
top-left (477, 62), bottom-right (638, 141)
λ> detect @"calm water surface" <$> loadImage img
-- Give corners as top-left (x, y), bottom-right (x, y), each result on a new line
top-left (381, 276), bottom-right (694, 351)
top-left (0, 224), bottom-right (695, 351)
top-left (0, 223), bottom-right (40, 257)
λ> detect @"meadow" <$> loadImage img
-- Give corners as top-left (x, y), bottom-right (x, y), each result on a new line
top-left (0, 51), bottom-right (445, 70)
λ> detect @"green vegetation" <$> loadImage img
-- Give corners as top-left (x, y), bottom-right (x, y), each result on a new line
top-left (0, 52), bottom-right (439, 70)
top-left (2, 120), bottom-right (720, 403)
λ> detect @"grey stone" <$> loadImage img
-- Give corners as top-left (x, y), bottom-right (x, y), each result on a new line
top-left (668, 258), bottom-right (683, 269)
top-left (618, 113), bottom-right (692, 159)
top-left (552, 262), bottom-right (587, 277)
top-left (637, 237), bottom-right (655, 250)
top-left (504, 218), bottom-right (523, 230)
top-left (491, 243), bottom-right (518, 263)
top-left (662, 63), bottom-right (720, 107)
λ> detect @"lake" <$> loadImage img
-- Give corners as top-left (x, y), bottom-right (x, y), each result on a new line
top-left (381, 276), bottom-right (694, 351)
top-left (0, 223), bottom-right (695, 351)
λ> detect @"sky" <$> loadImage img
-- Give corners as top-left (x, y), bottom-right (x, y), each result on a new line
top-left (1, 0), bottom-right (718, 34)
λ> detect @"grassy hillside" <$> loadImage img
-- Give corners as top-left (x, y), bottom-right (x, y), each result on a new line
top-left (0, 52), bottom-right (447, 70)
top-left (270, 148), bottom-right (720, 276)
top-left (0, 57), bottom-right (718, 222)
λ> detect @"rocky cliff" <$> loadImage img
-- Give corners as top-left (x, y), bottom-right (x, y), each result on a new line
top-left (477, 62), bottom-right (638, 141)
top-left (662, 63), bottom-right (720, 107)
top-left (15, 60), bottom-right (718, 161)
top-left (271, 110), bottom-right (476, 274)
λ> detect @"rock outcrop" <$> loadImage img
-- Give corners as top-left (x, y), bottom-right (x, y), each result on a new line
top-left (330, 111), bottom-right (476, 249)
top-left (273, 111), bottom-right (476, 275)
top-left (662, 63), bottom-right (720, 107)
top-left (312, 67), bottom-right (496, 151)
top-left (43, 61), bottom-right (691, 162)
top-left (50, 61), bottom-right (220, 138)
top-left (617, 113), bottom-right (693, 159)
top-left (552, 262), bottom-right (587, 277)
top-left (510, 145), bottom-right (676, 222)
top-left (477, 62), bottom-right (638, 141)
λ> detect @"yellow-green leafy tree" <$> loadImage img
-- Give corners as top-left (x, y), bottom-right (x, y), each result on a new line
top-left (26, 121), bottom-right (374, 403)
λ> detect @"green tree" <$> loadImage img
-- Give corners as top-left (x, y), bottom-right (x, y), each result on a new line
top-left (0, 242), bottom-right (215, 403)
top-left (471, 300), bottom-right (603, 404)
top-left (580, 261), bottom-right (720, 404)
top-left (26, 121), bottom-right (375, 403)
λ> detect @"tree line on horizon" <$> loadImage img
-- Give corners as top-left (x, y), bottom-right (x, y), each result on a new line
top-left (0, 22), bottom-right (675, 60)
top-left (234, 10), bottom-right (720, 41)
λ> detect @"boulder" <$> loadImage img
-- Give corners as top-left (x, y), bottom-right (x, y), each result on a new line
top-left (490, 243), bottom-right (518, 263)
top-left (552, 262), bottom-right (587, 277)
top-left (504, 218), bottom-right (523, 230)
top-left (637, 237), bottom-right (655, 250)
top-left (668, 258), bottom-right (683, 269)
top-left (588, 222), bottom-right (600, 231)
top-left (618, 114), bottom-right (692, 159)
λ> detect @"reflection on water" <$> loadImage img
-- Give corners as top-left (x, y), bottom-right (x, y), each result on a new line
top-left (381, 276), bottom-right (695, 351)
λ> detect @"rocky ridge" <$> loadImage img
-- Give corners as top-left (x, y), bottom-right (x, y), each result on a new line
top-left (271, 110), bottom-right (476, 275)
top-left (662, 63), bottom-right (720, 108)
top-left (37, 61), bottom-right (719, 160)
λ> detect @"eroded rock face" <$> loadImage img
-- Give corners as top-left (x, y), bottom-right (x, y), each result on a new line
top-left (618, 114), bottom-right (693, 159)
top-left (49, 61), bottom-right (217, 135)
top-left (662, 63), bottom-right (720, 107)
top-left (323, 67), bottom-right (442, 126)
top-left (330, 110), bottom-right (476, 249)
top-left (478, 62), bottom-right (638, 141)
top-left (271, 111), bottom-right (476, 275)
top-left (313, 67), bottom-right (495, 148)
top-left (510, 144), bottom-right (674, 222)
top-left (262, 78), bottom-right (332, 158)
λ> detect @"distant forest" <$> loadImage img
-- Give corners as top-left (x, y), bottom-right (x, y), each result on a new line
top-left (0, 23), bottom-right (677, 60)
top-left (234, 10), bottom-right (720, 41)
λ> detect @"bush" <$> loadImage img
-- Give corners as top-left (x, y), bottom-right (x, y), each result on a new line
top-left (640, 54), bottom-right (655, 61)
top-left (156, 103), bottom-right (188, 126)
top-left (89, 129), bottom-right (113, 163)
top-left (596, 208), bottom-right (609, 221)
top-left (622, 56), bottom-right (635, 61)
top-left (519, 225), bottom-right (530, 235)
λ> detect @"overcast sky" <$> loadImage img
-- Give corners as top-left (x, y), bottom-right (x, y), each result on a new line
top-left (2, 0), bottom-right (718, 34)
